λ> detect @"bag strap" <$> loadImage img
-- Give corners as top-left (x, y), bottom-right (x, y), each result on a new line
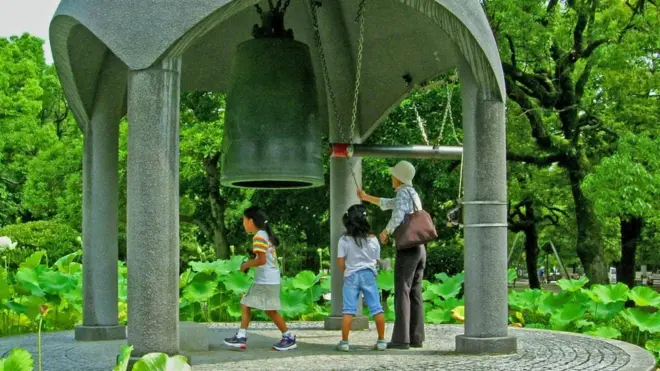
top-left (404, 187), bottom-right (420, 212)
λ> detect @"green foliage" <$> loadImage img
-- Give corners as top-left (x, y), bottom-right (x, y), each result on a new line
top-left (0, 347), bottom-right (33, 371)
top-left (0, 221), bottom-right (80, 266)
top-left (132, 353), bottom-right (191, 371)
top-left (507, 276), bottom-right (660, 362)
top-left (114, 345), bottom-right (133, 371)
top-left (424, 240), bottom-right (463, 279)
top-left (0, 251), bottom-right (659, 365)
top-left (628, 286), bottom-right (660, 307)
top-left (583, 134), bottom-right (660, 220)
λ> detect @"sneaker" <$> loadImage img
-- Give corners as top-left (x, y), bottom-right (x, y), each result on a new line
top-left (273, 335), bottom-right (297, 351)
top-left (336, 340), bottom-right (350, 352)
top-left (224, 335), bottom-right (247, 349)
top-left (374, 340), bottom-right (387, 351)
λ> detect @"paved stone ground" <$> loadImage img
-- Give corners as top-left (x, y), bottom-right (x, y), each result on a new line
top-left (0, 323), bottom-right (655, 371)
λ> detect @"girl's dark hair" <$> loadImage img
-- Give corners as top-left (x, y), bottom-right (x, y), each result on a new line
top-left (342, 204), bottom-right (372, 247)
top-left (244, 206), bottom-right (280, 247)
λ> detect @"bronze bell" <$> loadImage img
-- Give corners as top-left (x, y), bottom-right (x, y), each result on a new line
top-left (220, 37), bottom-right (323, 189)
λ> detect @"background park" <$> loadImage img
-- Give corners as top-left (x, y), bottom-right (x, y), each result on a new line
top-left (0, 0), bottom-right (659, 370)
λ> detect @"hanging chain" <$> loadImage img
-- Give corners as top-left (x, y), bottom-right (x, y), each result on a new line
top-left (412, 101), bottom-right (430, 145)
top-left (349, 0), bottom-right (367, 144)
top-left (310, 0), bottom-right (367, 189)
top-left (436, 83), bottom-right (452, 144)
top-left (310, 0), bottom-right (367, 145)
top-left (309, 0), bottom-right (343, 138)
top-left (406, 79), bottom-right (430, 146)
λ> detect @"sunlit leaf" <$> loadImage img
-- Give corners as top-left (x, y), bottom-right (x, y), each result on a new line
top-left (114, 345), bottom-right (133, 371)
top-left (20, 251), bottom-right (46, 269)
top-left (0, 347), bottom-right (33, 371)
top-left (426, 308), bottom-right (451, 324)
top-left (628, 286), bottom-right (660, 307)
top-left (15, 266), bottom-right (44, 297)
top-left (52, 250), bottom-right (82, 273)
top-left (645, 339), bottom-right (660, 354)
top-left (556, 276), bottom-right (589, 292)
top-left (280, 289), bottom-right (308, 317)
top-left (182, 272), bottom-right (216, 302)
top-left (620, 308), bottom-right (660, 333)
top-left (538, 291), bottom-right (572, 315)
top-left (586, 326), bottom-right (621, 339)
top-left (39, 270), bottom-right (77, 294)
top-left (588, 283), bottom-right (629, 305)
top-left (292, 271), bottom-right (318, 291)
top-left (377, 270), bottom-right (394, 291)
top-left (508, 289), bottom-right (543, 312)
top-left (507, 268), bottom-right (518, 284)
top-left (223, 272), bottom-right (252, 294)
top-left (588, 301), bottom-right (624, 321)
top-left (132, 353), bottom-right (191, 371)
top-left (0, 278), bottom-right (10, 301)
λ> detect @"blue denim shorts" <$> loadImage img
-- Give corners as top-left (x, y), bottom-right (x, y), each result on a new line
top-left (342, 268), bottom-right (383, 316)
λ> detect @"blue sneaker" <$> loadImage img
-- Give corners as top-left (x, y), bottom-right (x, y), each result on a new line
top-left (273, 334), bottom-right (297, 351)
top-left (224, 335), bottom-right (247, 349)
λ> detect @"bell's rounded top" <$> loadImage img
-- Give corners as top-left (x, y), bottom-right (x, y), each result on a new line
top-left (389, 161), bottom-right (416, 186)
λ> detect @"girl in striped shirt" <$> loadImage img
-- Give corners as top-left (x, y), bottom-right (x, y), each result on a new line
top-left (224, 206), bottom-right (297, 351)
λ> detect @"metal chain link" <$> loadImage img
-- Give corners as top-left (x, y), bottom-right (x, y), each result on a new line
top-left (406, 79), bottom-right (430, 146)
top-left (349, 0), bottom-right (367, 143)
top-left (309, 0), bottom-right (367, 144)
top-left (436, 84), bottom-right (451, 144)
top-left (309, 0), bottom-right (343, 139)
top-left (412, 101), bottom-right (430, 145)
top-left (309, 0), bottom-right (367, 189)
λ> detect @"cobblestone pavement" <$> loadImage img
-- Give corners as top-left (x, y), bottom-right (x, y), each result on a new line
top-left (0, 323), bottom-right (655, 371)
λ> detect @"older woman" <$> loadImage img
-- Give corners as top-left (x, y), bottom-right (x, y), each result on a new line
top-left (357, 160), bottom-right (426, 349)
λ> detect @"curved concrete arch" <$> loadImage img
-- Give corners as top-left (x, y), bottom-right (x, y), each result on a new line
top-left (50, 0), bottom-right (504, 131)
top-left (401, 0), bottom-right (505, 101)
top-left (49, 15), bottom-right (97, 128)
top-left (50, 16), bottom-right (129, 129)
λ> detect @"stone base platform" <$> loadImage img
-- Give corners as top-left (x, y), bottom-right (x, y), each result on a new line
top-left (0, 323), bottom-right (655, 370)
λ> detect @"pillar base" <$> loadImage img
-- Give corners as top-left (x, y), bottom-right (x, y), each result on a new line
top-left (179, 321), bottom-right (209, 351)
top-left (324, 315), bottom-right (369, 330)
top-left (455, 334), bottom-right (517, 354)
top-left (75, 325), bottom-right (126, 341)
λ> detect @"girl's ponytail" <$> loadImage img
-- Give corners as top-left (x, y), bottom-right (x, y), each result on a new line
top-left (263, 221), bottom-right (280, 247)
top-left (244, 206), bottom-right (280, 247)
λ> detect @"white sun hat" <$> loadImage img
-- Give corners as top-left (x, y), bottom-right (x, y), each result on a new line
top-left (389, 161), bottom-right (416, 185)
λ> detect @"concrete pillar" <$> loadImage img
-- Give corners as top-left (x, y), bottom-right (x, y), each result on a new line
top-left (455, 66), bottom-right (517, 354)
top-left (324, 156), bottom-right (368, 330)
top-left (310, 0), bottom-right (368, 330)
top-left (75, 53), bottom-right (127, 341)
top-left (126, 57), bottom-right (181, 358)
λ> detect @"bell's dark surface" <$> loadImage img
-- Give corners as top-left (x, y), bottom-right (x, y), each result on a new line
top-left (221, 38), bottom-right (323, 189)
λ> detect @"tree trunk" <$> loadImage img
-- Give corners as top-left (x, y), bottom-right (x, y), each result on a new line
top-left (619, 216), bottom-right (643, 288)
top-left (523, 202), bottom-right (541, 289)
top-left (524, 228), bottom-right (541, 289)
top-left (203, 154), bottom-right (230, 259)
top-left (568, 168), bottom-right (608, 284)
top-left (212, 225), bottom-right (229, 260)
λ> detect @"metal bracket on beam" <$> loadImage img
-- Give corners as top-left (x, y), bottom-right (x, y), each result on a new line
top-left (329, 143), bottom-right (463, 160)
